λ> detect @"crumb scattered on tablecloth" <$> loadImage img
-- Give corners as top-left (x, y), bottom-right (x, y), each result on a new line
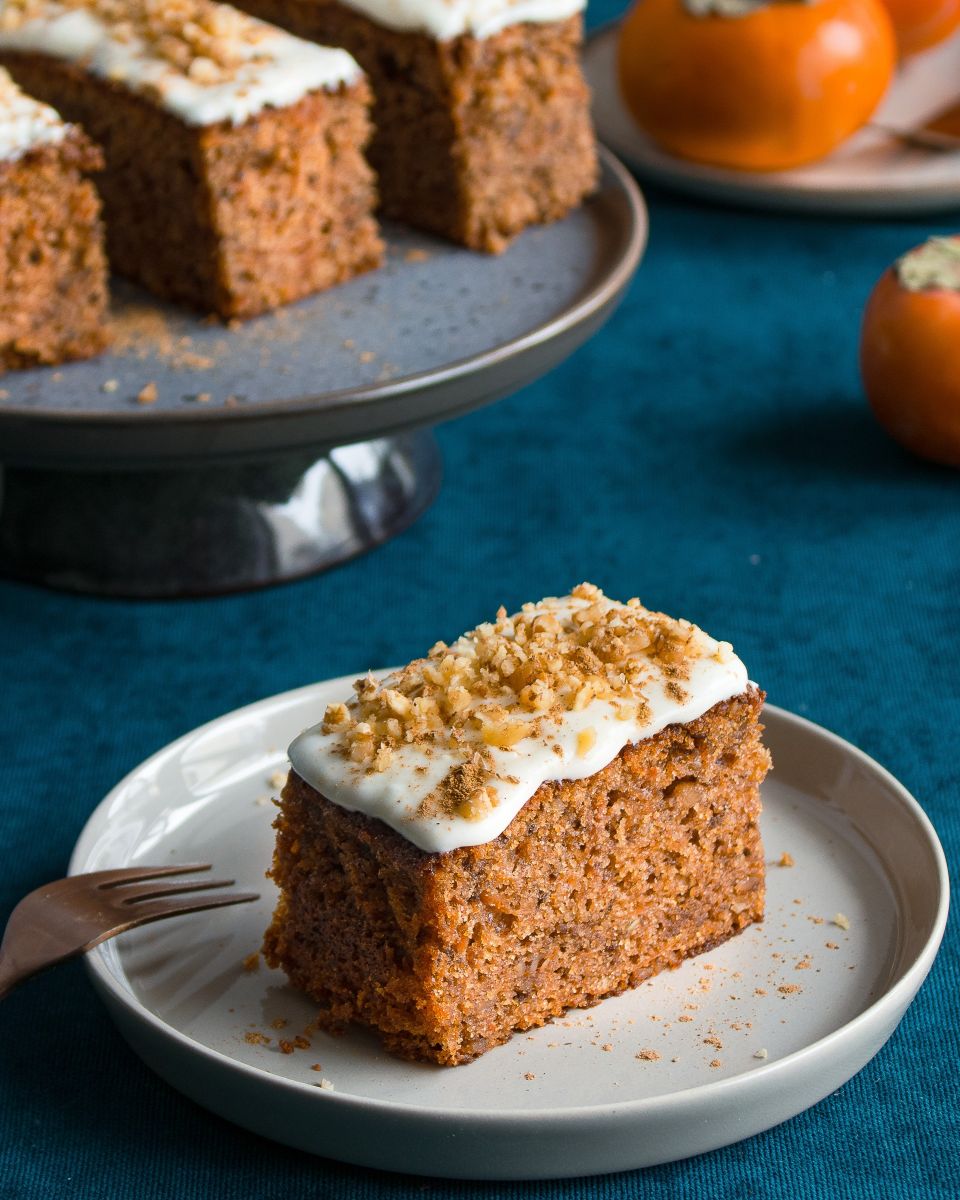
top-left (753, 1048), bottom-right (768, 1060)
top-left (709, 1059), bottom-right (722, 1069)
top-left (825, 941), bottom-right (840, 950)
top-left (778, 852), bottom-right (795, 868)
top-left (136, 381), bottom-right (157, 404)
top-left (524, 1072), bottom-right (536, 1080)
top-left (244, 1031), bottom-right (270, 1045)
top-left (271, 1018), bottom-right (288, 1030)
top-left (242, 952), bottom-right (260, 972)
top-left (635, 1048), bottom-right (661, 1061)
top-left (315, 1078), bottom-right (335, 1090)
top-left (778, 984), bottom-right (802, 995)
top-left (832, 912), bottom-right (851, 930)
top-left (101, 379), bottom-right (118, 393)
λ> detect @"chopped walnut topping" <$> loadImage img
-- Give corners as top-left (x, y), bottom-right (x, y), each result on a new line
top-left (318, 584), bottom-right (729, 821)
top-left (1, 0), bottom-right (280, 88)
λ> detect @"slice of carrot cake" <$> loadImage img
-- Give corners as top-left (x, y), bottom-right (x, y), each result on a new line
top-left (265, 583), bottom-right (770, 1065)
top-left (0, 66), bottom-right (107, 368)
top-left (234, 0), bottom-right (598, 251)
top-left (0, 0), bottom-right (383, 319)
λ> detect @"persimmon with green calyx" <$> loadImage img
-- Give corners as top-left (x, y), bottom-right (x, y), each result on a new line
top-left (860, 236), bottom-right (960, 467)
top-left (617, 0), bottom-right (897, 171)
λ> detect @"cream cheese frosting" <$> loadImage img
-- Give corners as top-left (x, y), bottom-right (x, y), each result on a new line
top-left (0, 0), bottom-right (362, 127)
top-left (289, 585), bottom-right (751, 854)
top-left (0, 66), bottom-right (67, 160)
top-left (336, 0), bottom-right (585, 40)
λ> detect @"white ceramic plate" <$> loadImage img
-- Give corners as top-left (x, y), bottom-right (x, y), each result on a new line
top-left (70, 676), bottom-right (948, 1180)
top-left (585, 24), bottom-right (960, 216)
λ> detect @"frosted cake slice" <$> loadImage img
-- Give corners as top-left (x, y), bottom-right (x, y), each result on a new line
top-left (0, 0), bottom-right (382, 318)
top-left (265, 583), bottom-right (770, 1065)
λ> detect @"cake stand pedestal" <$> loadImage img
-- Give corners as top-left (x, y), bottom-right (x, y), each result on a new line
top-left (0, 148), bottom-right (646, 598)
top-left (0, 435), bottom-right (440, 597)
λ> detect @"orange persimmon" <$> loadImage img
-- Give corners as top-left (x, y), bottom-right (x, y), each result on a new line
top-left (617, 0), bottom-right (897, 171)
top-left (880, 0), bottom-right (960, 56)
top-left (860, 237), bottom-right (960, 467)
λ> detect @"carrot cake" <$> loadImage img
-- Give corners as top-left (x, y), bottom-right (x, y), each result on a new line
top-left (0, 0), bottom-right (383, 319)
top-left (233, 0), bottom-right (598, 251)
top-left (0, 66), bottom-right (107, 368)
top-left (265, 583), bottom-right (770, 1065)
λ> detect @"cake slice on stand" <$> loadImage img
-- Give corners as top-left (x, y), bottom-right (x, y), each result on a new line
top-left (0, 66), bottom-right (108, 367)
top-left (236, 0), bottom-right (599, 251)
top-left (0, 0), bottom-right (383, 319)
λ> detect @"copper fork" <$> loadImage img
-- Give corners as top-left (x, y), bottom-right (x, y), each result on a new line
top-left (0, 864), bottom-right (259, 999)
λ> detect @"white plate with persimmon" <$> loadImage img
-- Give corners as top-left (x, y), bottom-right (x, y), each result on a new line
top-left (586, 0), bottom-right (960, 215)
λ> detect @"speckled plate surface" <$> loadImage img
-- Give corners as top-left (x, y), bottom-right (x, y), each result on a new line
top-left (586, 26), bottom-right (960, 216)
top-left (0, 148), bottom-right (645, 468)
top-left (69, 675), bottom-right (947, 1180)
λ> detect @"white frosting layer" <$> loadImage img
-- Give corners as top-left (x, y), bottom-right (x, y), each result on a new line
top-left (290, 595), bottom-right (750, 854)
top-left (0, 67), bottom-right (67, 160)
top-left (0, 2), bottom-right (361, 127)
top-left (337, 0), bottom-right (585, 40)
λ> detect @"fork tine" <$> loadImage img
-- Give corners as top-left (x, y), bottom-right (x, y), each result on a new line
top-left (114, 878), bottom-right (236, 905)
top-left (85, 891), bottom-right (260, 944)
top-left (93, 864), bottom-right (212, 889)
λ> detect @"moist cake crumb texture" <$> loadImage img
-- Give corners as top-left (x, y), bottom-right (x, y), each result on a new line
top-left (234, 0), bottom-right (597, 251)
top-left (265, 585), bottom-right (771, 1065)
top-left (0, 65), bottom-right (108, 368)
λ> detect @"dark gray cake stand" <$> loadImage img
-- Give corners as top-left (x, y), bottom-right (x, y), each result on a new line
top-left (0, 147), bottom-right (646, 598)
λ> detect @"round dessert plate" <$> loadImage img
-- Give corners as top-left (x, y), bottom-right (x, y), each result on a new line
top-left (70, 678), bottom-right (948, 1180)
top-left (586, 25), bottom-right (960, 216)
top-left (0, 147), bottom-right (645, 468)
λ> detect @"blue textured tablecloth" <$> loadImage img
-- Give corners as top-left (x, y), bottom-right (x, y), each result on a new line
top-left (2, 4), bottom-right (958, 1194)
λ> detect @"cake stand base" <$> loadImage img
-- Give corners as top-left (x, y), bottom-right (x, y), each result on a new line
top-left (0, 432), bottom-right (440, 598)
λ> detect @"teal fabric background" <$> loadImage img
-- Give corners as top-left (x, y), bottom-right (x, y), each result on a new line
top-left (1, 4), bottom-right (958, 1194)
